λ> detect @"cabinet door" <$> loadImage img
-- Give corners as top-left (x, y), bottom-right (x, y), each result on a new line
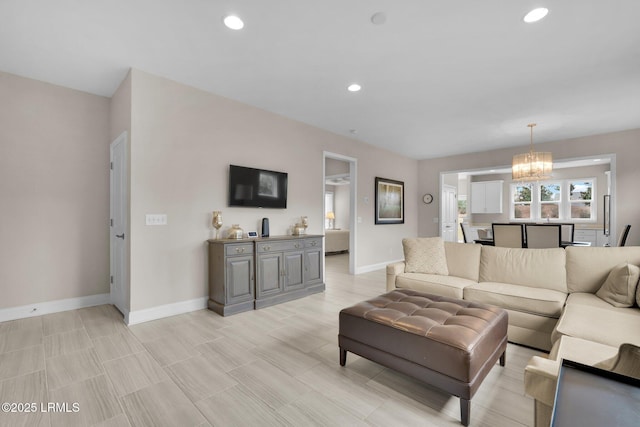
top-left (471, 181), bottom-right (503, 214)
top-left (574, 230), bottom-right (597, 245)
top-left (470, 182), bottom-right (486, 214)
top-left (484, 181), bottom-right (503, 213)
top-left (225, 255), bottom-right (254, 304)
top-left (304, 248), bottom-right (323, 285)
top-left (283, 251), bottom-right (304, 291)
top-left (257, 253), bottom-right (283, 297)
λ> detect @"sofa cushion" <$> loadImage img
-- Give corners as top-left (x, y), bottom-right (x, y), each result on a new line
top-left (565, 246), bottom-right (640, 293)
top-left (464, 282), bottom-right (567, 318)
top-left (395, 273), bottom-right (477, 299)
top-left (479, 246), bottom-right (567, 293)
top-left (403, 237), bottom-right (449, 275)
top-left (595, 262), bottom-right (640, 308)
top-left (552, 293), bottom-right (640, 348)
top-left (444, 241), bottom-right (481, 282)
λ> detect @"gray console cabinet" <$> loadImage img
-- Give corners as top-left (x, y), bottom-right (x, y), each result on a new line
top-left (208, 235), bottom-right (325, 315)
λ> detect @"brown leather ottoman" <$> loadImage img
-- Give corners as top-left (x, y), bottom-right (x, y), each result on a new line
top-left (339, 289), bottom-right (508, 426)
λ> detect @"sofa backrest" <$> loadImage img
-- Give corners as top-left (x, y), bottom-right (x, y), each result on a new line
top-left (444, 242), bottom-right (481, 282)
top-left (565, 246), bottom-right (640, 293)
top-left (479, 246), bottom-right (567, 292)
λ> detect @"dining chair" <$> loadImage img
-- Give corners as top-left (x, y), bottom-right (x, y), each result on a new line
top-left (460, 223), bottom-right (469, 243)
top-left (492, 223), bottom-right (525, 248)
top-left (560, 223), bottom-right (575, 243)
top-left (525, 224), bottom-right (562, 248)
top-left (617, 225), bottom-right (631, 247)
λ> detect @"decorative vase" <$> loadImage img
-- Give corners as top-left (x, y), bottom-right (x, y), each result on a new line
top-left (212, 211), bottom-right (223, 239)
top-left (227, 224), bottom-right (244, 239)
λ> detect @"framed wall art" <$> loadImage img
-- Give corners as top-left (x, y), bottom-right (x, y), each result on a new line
top-left (375, 177), bottom-right (404, 224)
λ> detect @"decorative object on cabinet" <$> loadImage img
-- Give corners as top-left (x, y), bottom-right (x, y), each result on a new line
top-left (212, 211), bottom-right (223, 239)
top-left (512, 123), bottom-right (553, 181)
top-left (247, 231), bottom-right (258, 238)
top-left (375, 176), bottom-right (404, 224)
top-left (227, 224), bottom-right (244, 239)
top-left (292, 216), bottom-right (308, 235)
top-left (207, 235), bottom-right (325, 316)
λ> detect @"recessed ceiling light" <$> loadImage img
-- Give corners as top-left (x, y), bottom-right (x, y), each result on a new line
top-left (523, 8), bottom-right (549, 23)
top-left (347, 83), bottom-right (361, 92)
top-left (224, 15), bottom-right (244, 30)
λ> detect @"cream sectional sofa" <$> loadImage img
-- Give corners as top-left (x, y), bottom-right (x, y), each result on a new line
top-left (387, 239), bottom-right (640, 427)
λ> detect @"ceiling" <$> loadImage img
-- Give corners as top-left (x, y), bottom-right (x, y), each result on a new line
top-left (1, 1), bottom-right (639, 160)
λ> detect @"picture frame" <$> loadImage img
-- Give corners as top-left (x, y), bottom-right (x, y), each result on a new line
top-left (375, 177), bottom-right (404, 224)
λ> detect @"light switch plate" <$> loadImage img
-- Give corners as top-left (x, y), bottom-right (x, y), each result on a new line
top-left (146, 214), bottom-right (167, 225)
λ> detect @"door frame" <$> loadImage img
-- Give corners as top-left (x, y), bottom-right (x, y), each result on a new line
top-left (323, 151), bottom-right (357, 274)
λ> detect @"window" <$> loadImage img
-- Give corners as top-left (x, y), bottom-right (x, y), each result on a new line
top-left (458, 195), bottom-right (467, 218)
top-left (569, 180), bottom-right (594, 220)
top-left (509, 178), bottom-right (596, 221)
top-left (512, 184), bottom-right (532, 219)
top-left (539, 182), bottom-right (561, 219)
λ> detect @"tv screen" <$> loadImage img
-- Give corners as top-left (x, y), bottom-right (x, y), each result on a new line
top-left (228, 165), bottom-right (288, 208)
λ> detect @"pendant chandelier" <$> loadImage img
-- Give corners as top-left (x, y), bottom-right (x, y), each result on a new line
top-left (512, 123), bottom-right (553, 181)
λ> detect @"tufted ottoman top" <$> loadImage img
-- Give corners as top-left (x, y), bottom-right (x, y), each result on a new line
top-left (339, 288), bottom-right (508, 383)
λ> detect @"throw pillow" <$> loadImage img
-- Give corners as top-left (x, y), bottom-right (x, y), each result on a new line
top-left (403, 237), bottom-right (449, 276)
top-left (595, 262), bottom-right (640, 308)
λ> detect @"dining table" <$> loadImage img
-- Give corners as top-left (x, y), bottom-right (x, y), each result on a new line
top-left (473, 239), bottom-right (591, 248)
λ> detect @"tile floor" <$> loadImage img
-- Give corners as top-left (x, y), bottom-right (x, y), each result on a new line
top-left (0, 254), bottom-right (543, 426)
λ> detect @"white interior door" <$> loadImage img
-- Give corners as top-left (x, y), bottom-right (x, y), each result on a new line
top-left (441, 185), bottom-right (457, 242)
top-left (110, 132), bottom-right (129, 316)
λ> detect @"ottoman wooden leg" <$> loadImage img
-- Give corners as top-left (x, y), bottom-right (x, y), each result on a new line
top-left (500, 350), bottom-right (506, 367)
top-left (339, 348), bottom-right (347, 366)
top-left (460, 398), bottom-right (470, 426)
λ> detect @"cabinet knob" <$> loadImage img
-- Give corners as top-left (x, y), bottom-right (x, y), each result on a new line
top-left (236, 247), bottom-right (245, 253)
top-left (295, 243), bottom-right (300, 248)
top-left (311, 241), bottom-right (317, 246)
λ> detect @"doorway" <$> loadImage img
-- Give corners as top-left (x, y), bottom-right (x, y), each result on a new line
top-left (110, 132), bottom-right (129, 318)
top-left (323, 152), bottom-right (357, 274)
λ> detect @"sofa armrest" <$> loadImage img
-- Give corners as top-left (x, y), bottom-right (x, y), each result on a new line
top-left (524, 356), bottom-right (560, 407)
top-left (386, 262), bottom-right (405, 292)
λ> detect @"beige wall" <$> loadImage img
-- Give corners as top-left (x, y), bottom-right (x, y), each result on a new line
top-left (127, 70), bottom-right (418, 311)
top-left (0, 71), bottom-right (110, 309)
top-left (418, 129), bottom-right (640, 245)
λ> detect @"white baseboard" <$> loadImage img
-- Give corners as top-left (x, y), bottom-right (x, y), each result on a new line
top-left (355, 258), bottom-right (403, 275)
top-left (126, 297), bottom-right (208, 326)
top-left (0, 293), bottom-right (111, 323)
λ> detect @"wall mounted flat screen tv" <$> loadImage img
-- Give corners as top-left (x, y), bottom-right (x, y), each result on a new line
top-left (228, 165), bottom-right (288, 208)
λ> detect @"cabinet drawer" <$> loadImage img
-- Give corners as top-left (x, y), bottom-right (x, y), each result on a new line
top-left (257, 240), bottom-right (301, 253)
top-left (225, 243), bottom-right (253, 256)
top-left (305, 238), bottom-right (322, 249)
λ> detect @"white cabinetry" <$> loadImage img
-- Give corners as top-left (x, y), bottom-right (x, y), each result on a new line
top-left (573, 229), bottom-right (609, 246)
top-left (471, 181), bottom-right (503, 214)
